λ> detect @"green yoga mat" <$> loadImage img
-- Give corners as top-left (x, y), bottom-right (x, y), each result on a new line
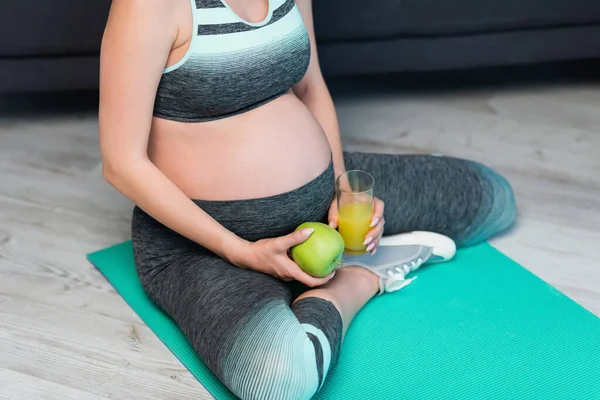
top-left (88, 242), bottom-right (600, 399)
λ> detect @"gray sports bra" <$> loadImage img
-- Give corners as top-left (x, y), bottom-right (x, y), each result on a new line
top-left (153, 0), bottom-right (311, 122)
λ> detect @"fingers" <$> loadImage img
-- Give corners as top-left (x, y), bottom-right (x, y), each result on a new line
top-left (369, 229), bottom-right (384, 254)
top-left (370, 198), bottom-right (385, 227)
top-left (363, 198), bottom-right (385, 254)
top-left (328, 199), bottom-right (338, 228)
top-left (329, 217), bottom-right (338, 229)
top-left (288, 262), bottom-right (336, 287)
top-left (281, 228), bottom-right (314, 249)
top-left (364, 219), bottom-right (385, 253)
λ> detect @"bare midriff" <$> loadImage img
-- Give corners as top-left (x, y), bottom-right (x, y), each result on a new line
top-left (148, 92), bottom-right (333, 201)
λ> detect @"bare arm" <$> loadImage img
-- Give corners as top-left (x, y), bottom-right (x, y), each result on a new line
top-left (99, 0), bottom-right (245, 262)
top-left (292, 0), bottom-right (346, 177)
top-left (99, 0), bottom-right (332, 286)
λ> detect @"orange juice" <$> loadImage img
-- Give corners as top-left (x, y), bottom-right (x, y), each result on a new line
top-left (338, 201), bottom-right (373, 254)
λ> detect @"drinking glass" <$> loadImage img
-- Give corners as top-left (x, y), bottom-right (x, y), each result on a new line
top-left (336, 170), bottom-right (374, 255)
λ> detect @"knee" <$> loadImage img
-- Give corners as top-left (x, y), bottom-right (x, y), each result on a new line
top-left (460, 163), bottom-right (517, 246)
top-left (222, 312), bottom-right (321, 400)
top-left (260, 354), bottom-right (320, 400)
top-left (227, 342), bottom-right (320, 400)
top-left (486, 166), bottom-right (517, 231)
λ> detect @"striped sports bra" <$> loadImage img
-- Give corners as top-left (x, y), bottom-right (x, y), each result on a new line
top-left (153, 0), bottom-right (311, 122)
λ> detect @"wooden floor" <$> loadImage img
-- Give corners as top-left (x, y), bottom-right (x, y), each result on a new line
top-left (1, 72), bottom-right (599, 399)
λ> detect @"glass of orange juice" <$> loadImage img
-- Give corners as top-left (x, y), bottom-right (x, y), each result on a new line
top-left (336, 170), bottom-right (374, 255)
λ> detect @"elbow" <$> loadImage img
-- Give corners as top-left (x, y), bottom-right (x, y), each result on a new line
top-left (101, 161), bottom-right (120, 186)
top-left (101, 156), bottom-right (147, 188)
top-left (101, 158), bottom-right (133, 188)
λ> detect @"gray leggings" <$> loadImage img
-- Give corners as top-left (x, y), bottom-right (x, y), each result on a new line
top-left (132, 152), bottom-right (516, 400)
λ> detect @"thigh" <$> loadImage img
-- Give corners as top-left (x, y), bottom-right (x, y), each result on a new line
top-left (139, 251), bottom-right (295, 377)
top-left (343, 152), bottom-right (516, 246)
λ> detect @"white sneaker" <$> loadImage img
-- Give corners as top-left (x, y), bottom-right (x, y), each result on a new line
top-left (379, 231), bottom-right (457, 263)
top-left (341, 231), bottom-right (456, 295)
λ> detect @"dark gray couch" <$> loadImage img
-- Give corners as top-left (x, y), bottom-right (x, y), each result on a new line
top-left (2, 0), bottom-right (600, 93)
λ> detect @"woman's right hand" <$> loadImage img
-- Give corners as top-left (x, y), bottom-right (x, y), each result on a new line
top-left (232, 228), bottom-right (336, 288)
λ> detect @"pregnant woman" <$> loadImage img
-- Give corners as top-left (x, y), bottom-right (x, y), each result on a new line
top-left (99, 0), bottom-right (517, 398)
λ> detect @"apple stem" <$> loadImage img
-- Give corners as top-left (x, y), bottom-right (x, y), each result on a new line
top-left (336, 261), bottom-right (344, 267)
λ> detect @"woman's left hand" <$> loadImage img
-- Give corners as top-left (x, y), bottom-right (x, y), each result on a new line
top-left (328, 197), bottom-right (385, 255)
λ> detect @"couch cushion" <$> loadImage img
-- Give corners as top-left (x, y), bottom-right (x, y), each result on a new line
top-left (313, 0), bottom-right (600, 42)
top-left (0, 1), bottom-right (110, 56)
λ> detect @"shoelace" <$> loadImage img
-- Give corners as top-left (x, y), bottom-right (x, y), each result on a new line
top-left (378, 257), bottom-right (424, 294)
top-left (385, 257), bottom-right (424, 278)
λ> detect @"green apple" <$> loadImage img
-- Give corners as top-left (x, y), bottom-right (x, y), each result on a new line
top-left (290, 222), bottom-right (345, 278)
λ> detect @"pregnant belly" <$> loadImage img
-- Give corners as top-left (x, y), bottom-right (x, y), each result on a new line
top-left (148, 93), bottom-right (333, 201)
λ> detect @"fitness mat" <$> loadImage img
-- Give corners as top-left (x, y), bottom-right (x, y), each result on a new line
top-left (88, 242), bottom-right (600, 399)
